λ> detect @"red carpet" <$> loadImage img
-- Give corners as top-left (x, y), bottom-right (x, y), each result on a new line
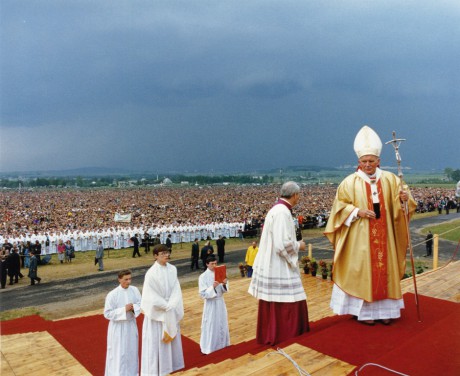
top-left (291, 293), bottom-right (460, 376)
top-left (1, 293), bottom-right (459, 375)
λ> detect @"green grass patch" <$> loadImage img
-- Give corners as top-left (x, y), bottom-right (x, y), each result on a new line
top-left (403, 259), bottom-right (430, 278)
top-left (0, 307), bottom-right (41, 322)
top-left (419, 219), bottom-right (460, 243)
top-left (413, 211), bottom-right (439, 220)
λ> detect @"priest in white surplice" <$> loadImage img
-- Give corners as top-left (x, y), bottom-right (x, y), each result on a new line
top-left (199, 254), bottom-right (230, 354)
top-left (141, 245), bottom-right (184, 376)
top-left (104, 269), bottom-right (142, 376)
top-left (248, 181), bottom-right (310, 345)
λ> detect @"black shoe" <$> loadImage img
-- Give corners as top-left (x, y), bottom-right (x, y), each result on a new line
top-left (8, 282), bottom-right (13, 285)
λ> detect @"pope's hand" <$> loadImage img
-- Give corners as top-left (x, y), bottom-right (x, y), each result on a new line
top-left (399, 190), bottom-right (409, 202)
top-left (358, 209), bottom-right (376, 219)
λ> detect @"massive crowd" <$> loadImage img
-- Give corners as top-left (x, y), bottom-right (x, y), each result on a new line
top-left (0, 184), bottom-right (457, 253)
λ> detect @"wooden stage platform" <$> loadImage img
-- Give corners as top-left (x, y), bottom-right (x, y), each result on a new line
top-left (2, 261), bottom-right (459, 375)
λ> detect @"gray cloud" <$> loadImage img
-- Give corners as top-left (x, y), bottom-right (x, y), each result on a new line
top-left (1, 0), bottom-right (459, 172)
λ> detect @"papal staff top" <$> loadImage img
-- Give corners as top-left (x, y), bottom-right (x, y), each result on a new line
top-left (385, 131), bottom-right (421, 322)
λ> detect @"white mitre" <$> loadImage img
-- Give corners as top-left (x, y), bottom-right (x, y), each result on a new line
top-left (353, 125), bottom-right (382, 158)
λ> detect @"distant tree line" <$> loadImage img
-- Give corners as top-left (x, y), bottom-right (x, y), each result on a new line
top-left (0, 174), bottom-right (274, 189)
top-left (444, 168), bottom-right (460, 182)
top-left (164, 174), bottom-right (274, 185)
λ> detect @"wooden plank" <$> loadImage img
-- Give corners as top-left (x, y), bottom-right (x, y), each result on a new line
top-left (1, 352), bottom-right (15, 376)
top-left (1, 332), bottom-right (91, 376)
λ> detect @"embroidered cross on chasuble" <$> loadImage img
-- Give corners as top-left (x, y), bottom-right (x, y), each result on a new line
top-left (365, 181), bottom-right (389, 300)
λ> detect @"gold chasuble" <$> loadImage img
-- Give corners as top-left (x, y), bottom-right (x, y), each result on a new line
top-left (324, 170), bottom-right (416, 302)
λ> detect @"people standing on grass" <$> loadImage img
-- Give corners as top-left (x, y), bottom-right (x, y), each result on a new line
top-left (0, 249), bottom-right (8, 289)
top-left (216, 235), bottom-right (226, 263)
top-left (24, 242), bottom-right (31, 268)
top-left (96, 240), bottom-right (104, 271)
top-left (33, 240), bottom-right (42, 265)
top-left (244, 241), bottom-right (259, 278)
top-left (19, 241), bottom-right (26, 268)
top-left (131, 234), bottom-right (141, 258)
top-left (7, 246), bottom-right (22, 285)
top-left (200, 241), bottom-right (214, 271)
top-left (57, 239), bottom-right (66, 264)
top-left (28, 251), bottom-right (41, 285)
top-left (425, 231), bottom-right (433, 257)
top-left (65, 240), bottom-right (75, 263)
top-left (191, 238), bottom-right (200, 271)
top-left (165, 234), bottom-right (173, 254)
top-left (104, 269), bottom-right (141, 376)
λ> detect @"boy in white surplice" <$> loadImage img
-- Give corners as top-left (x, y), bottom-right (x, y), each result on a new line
top-left (103, 269), bottom-right (141, 376)
top-left (199, 254), bottom-right (230, 354)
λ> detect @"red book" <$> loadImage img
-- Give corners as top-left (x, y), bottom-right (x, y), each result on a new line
top-left (214, 265), bottom-right (227, 283)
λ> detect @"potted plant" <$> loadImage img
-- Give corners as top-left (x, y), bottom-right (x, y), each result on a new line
top-left (319, 260), bottom-right (328, 279)
top-left (310, 258), bottom-right (318, 277)
top-left (300, 256), bottom-right (311, 274)
top-left (238, 262), bottom-right (246, 277)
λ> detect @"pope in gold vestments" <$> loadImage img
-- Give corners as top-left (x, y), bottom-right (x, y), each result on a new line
top-left (325, 168), bottom-right (416, 319)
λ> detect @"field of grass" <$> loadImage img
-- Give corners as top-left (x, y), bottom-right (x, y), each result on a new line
top-left (419, 219), bottom-right (460, 243)
top-left (26, 237), bottom-right (253, 282)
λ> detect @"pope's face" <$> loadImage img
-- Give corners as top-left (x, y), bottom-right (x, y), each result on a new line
top-left (118, 274), bottom-right (132, 289)
top-left (359, 155), bottom-right (380, 175)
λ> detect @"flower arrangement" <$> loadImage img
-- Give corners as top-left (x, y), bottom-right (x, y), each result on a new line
top-left (310, 257), bottom-right (318, 276)
top-left (300, 255), bottom-right (310, 267)
top-left (300, 256), bottom-right (311, 274)
top-left (238, 262), bottom-right (247, 277)
top-left (319, 260), bottom-right (328, 279)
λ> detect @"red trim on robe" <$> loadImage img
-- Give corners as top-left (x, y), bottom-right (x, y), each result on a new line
top-left (256, 300), bottom-right (309, 345)
top-left (365, 181), bottom-right (389, 300)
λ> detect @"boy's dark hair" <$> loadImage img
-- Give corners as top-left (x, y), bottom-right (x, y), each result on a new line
top-left (118, 269), bottom-right (132, 279)
top-left (153, 244), bottom-right (169, 255)
top-left (206, 254), bottom-right (217, 264)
